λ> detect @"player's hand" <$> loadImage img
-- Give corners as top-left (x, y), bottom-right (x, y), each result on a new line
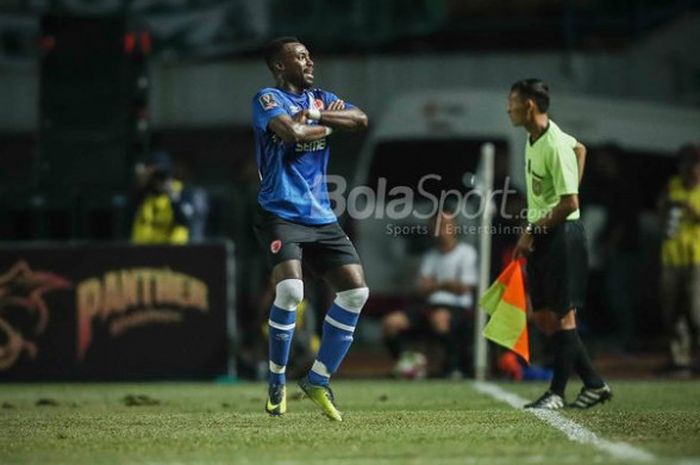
top-left (512, 232), bottom-right (534, 259)
top-left (418, 277), bottom-right (438, 295)
top-left (292, 110), bottom-right (309, 124)
top-left (327, 100), bottom-right (345, 111)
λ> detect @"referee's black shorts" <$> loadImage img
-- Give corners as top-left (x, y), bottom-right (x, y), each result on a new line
top-left (527, 220), bottom-right (588, 315)
top-left (253, 204), bottom-right (361, 273)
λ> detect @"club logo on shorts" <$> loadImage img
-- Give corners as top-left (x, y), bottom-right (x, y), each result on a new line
top-left (259, 93), bottom-right (278, 110)
top-left (314, 98), bottom-right (325, 110)
top-left (270, 239), bottom-right (282, 254)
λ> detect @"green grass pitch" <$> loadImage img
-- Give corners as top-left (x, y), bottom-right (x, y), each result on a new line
top-left (1, 380), bottom-right (699, 465)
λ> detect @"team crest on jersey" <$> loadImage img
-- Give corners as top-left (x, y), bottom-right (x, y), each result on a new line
top-left (259, 93), bottom-right (278, 110)
top-left (314, 98), bottom-right (325, 110)
top-left (270, 239), bottom-right (282, 254)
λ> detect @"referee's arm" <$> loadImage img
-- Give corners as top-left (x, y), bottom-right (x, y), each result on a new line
top-left (534, 194), bottom-right (579, 231)
top-left (573, 142), bottom-right (586, 184)
top-left (513, 194), bottom-right (579, 259)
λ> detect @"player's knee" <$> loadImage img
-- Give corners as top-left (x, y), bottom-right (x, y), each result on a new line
top-left (273, 278), bottom-right (304, 310)
top-left (335, 286), bottom-right (369, 313)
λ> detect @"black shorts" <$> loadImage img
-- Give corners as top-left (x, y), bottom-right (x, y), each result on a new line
top-left (527, 220), bottom-right (588, 315)
top-left (253, 205), bottom-right (361, 273)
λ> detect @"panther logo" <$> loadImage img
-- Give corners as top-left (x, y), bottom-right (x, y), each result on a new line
top-left (0, 261), bottom-right (71, 370)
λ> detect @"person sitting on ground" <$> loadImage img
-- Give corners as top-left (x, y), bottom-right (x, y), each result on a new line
top-left (383, 211), bottom-right (478, 378)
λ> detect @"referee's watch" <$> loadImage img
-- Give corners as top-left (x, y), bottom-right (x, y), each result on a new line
top-left (525, 223), bottom-right (536, 235)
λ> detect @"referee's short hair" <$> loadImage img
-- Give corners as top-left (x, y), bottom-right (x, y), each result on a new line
top-left (511, 79), bottom-right (550, 113)
top-left (263, 36), bottom-right (300, 71)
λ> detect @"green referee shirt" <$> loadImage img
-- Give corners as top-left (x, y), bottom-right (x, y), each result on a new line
top-left (525, 120), bottom-right (580, 224)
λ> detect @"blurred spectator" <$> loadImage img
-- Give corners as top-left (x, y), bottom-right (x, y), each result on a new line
top-left (658, 144), bottom-right (700, 376)
top-left (130, 151), bottom-right (194, 244)
top-left (593, 146), bottom-right (642, 351)
top-left (383, 212), bottom-right (478, 378)
top-left (172, 153), bottom-right (210, 242)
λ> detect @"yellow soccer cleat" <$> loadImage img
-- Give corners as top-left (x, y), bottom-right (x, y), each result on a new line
top-left (265, 384), bottom-right (287, 416)
top-left (298, 377), bottom-right (343, 422)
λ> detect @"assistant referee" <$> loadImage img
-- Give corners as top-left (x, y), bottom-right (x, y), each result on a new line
top-left (509, 79), bottom-right (612, 410)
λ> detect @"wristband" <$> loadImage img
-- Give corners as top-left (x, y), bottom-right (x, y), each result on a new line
top-left (307, 108), bottom-right (321, 120)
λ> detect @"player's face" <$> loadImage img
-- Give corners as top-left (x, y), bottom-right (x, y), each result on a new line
top-left (507, 91), bottom-right (529, 127)
top-left (280, 43), bottom-right (315, 89)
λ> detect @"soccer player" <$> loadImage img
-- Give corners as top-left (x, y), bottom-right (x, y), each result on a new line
top-left (508, 79), bottom-right (612, 409)
top-left (252, 37), bottom-right (369, 421)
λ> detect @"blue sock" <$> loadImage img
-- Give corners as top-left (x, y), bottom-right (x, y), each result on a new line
top-left (268, 304), bottom-right (296, 386)
top-left (308, 302), bottom-right (360, 386)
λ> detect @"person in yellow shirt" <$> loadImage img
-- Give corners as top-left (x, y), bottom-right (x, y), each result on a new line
top-left (659, 144), bottom-right (700, 375)
top-left (131, 151), bottom-right (193, 244)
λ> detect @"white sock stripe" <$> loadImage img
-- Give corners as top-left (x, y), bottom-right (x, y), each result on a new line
top-left (325, 315), bottom-right (355, 332)
top-left (311, 360), bottom-right (330, 377)
top-left (269, 361), bottom-right (286, 374)
top-left (268, 319), bottom-right (296, 331)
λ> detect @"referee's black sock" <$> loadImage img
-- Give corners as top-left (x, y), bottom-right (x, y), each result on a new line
top-left (549, 329), bottom-right (579, 397)
top-left (572, 331), bottom-right (605, 388)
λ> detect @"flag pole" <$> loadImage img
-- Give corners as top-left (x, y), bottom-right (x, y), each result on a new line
top-left (474, 142), bottom-right (495, 381)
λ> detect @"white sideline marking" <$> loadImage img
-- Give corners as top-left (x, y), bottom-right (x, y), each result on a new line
top-left (473, 381), bottom-right (655, 463)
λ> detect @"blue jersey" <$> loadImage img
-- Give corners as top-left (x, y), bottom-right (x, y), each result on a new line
top-left (252, 87), bottom-right (353, 225)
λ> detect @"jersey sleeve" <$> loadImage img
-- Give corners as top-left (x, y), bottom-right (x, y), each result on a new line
top-left (562, 131), bottom-right (577, 150)
top-left (458, 245), bottom-right (479, 286)
top-left (318, 89), bottom-right (355, 110)
top-left (548, 136), bottom-right (580, 197)
top-left (252, 90), bottom-right (288, 131)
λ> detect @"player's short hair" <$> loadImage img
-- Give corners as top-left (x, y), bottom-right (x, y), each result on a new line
top-left (263, 36), bottom-right (300, 71)
top-left (511, 79), bottom-right (550, 113)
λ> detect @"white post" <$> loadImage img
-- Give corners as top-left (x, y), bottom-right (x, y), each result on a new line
top-left (474, 142), bottom-right (495, 381)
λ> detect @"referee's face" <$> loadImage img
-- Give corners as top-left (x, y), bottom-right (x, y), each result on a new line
top-left (507, 91), bottom-right (528, 127)
top-left (280, 42), bottom-right (315, 89)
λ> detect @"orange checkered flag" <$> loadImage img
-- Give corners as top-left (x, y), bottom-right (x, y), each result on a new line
top-left (479, 260), bottom-right (530, 363)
